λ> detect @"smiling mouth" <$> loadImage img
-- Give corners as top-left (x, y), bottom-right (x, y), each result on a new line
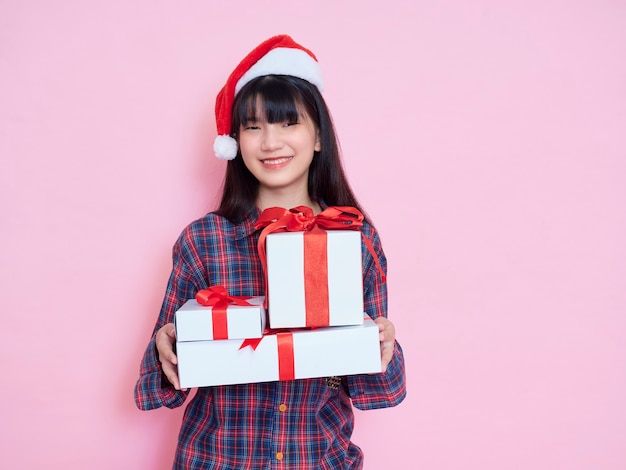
top-left (262, 156), bottom-right (293, 165)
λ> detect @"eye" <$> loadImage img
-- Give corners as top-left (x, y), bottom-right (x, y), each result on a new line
top-left (243, 124), bottom-right (260, 131)
top-left (283, 120), bottom-right (299, 127)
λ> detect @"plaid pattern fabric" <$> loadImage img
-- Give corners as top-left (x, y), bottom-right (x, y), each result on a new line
top-left (134, 207), bottom-right (406, 469)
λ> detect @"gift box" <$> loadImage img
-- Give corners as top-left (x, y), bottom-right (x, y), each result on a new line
top-left (265, 230), bottom-right (364, 328)
top-left (175, 295), bottom-right (266, 342)
top-left (176, 315), bottom-right (381, 389)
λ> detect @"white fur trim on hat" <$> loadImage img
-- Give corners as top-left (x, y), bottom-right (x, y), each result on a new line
top-left (213, 135), bottom-right (238, 160)
top-left (235, 48), bottom-right (324, 94)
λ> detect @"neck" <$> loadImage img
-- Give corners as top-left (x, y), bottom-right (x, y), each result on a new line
top-left (257, 187), bottom-right (321, 214)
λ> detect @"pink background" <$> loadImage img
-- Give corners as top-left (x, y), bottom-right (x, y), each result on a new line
top-left (1, 1), bottom-right (625, 468)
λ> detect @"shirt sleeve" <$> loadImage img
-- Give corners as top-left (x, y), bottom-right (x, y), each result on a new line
top-left (134, 225), bottom-right (208, 411)
top-left (345, 225), bottom-right (407, 410)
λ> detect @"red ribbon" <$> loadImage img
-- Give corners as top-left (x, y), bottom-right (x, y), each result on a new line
top-left (254, 205), bottom-right (385, 326)
top-left (195, 286), bottom-right (252, 340)
top-left (303, 225), bottom-right (329, 325)
top-left (239, 330), bottom-right (295, 381)
top-left (239, 336), bottom-right (264, 351)
top-left (277, 332), bottom-right (295, 381)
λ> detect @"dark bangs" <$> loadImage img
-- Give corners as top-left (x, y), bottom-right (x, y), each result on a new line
top-left (231, 75), bottom-right (318, 135)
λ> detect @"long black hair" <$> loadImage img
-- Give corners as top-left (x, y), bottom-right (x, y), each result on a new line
top-left (215, 75), bottom-right (366, 223)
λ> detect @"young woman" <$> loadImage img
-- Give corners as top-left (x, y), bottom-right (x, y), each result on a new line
top-left (135, 35), bottom-right (406, 469)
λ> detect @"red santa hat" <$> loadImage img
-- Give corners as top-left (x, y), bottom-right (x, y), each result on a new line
top-left (213, 35), bottom-right (324, 160)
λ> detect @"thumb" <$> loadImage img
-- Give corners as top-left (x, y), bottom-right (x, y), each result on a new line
top-left (165, 323), bottom-right (177, 340)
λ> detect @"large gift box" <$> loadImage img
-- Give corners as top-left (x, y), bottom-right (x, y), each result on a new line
top-left (175, 292), bottom-right (266, 342)
top-left (176, 315), bottom-right (381, 389)
top-left (265, 230), bottom-right (364, 328)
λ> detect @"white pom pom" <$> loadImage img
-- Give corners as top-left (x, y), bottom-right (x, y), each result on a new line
top-left (213, 135), bottom-right (238, 160)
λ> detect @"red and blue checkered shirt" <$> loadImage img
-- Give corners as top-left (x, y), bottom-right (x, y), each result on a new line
top-left (134, 207), bottom-right (406, 469)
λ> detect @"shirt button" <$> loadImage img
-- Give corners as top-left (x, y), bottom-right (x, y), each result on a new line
top-left (279, 404), bottom-right (287, 412)
top-left (276, 452), bottom-right (284, 460)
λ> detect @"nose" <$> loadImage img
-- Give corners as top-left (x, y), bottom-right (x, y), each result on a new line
top-left (260, 125), bottom-right (283, 151)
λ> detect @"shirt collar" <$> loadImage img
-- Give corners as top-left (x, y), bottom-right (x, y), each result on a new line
top-left (234, 206), bottom-right (261, 240)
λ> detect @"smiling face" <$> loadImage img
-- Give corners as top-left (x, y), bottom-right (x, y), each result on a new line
top-left (221, 75), bottom-right (359, 221)
top-left (237, 96), bottom-right (321, 204)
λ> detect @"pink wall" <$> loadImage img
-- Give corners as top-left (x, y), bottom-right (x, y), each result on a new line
top-left (2, 1), bottom-right (625, 468)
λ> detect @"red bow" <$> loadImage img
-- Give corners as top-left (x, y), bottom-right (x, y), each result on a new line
top-left (254, 206), bottom-right (385, 315)
top-left (195, 286), bottom-right (252, 340)
top-left (254, 205), bottom-right (365, 234)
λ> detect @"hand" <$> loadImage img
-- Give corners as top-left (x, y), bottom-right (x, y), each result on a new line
top-left (156, 323), bottom-right (181, 390)
top-left (375, 317), bottom-right (396, 373)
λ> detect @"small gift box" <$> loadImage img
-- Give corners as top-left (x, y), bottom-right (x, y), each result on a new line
top-left (176, 315), bottom-right (381, 389)
top-left (175, 287), bottom-right (266, 342)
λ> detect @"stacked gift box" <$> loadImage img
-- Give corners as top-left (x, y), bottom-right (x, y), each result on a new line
top-left (175, 207), bottom-right (382, 389)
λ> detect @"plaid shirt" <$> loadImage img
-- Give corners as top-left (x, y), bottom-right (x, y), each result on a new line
top-left (134, 207), bottom-right (406, 469)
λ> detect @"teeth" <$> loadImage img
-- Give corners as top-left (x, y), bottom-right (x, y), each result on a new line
top-left (263, 157), bottom-right (291, 165)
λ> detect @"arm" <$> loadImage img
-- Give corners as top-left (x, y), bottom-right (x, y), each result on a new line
top-left (345, 226), bottom-right (407, 410)
top-left (134, 226), bottom-right (207, 410)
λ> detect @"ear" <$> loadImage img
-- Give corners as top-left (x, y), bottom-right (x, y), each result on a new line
top-left (314, 131), bottom-right (321, 152)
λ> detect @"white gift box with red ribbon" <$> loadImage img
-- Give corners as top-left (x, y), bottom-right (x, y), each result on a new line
top-left (175, 296), bottom-right (266, 342)
top-left (265, 230), bottom-right (364, 329)
top-left (176, 315), bottom-right (381, 389)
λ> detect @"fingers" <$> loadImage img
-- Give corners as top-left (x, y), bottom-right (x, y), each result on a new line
top-left (380, 340), bottom-right (394, 373)
top-left (161, 360), bottom-right (182, 390)
top-left (156, 323), bottom-right (181, 390)
top-left (375, 317), bottom-right (395, 342)
top-left (374, 317), bottom-right (396, 373)
top-left (156, 324), bottom-right (178, 365)
top-left (157, 323), bottom-right (178, 364)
